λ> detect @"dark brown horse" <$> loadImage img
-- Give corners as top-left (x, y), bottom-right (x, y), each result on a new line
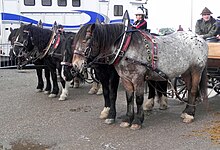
top-left (13, 23), bottom-right (74, 100)
top-left (71, 11), bottom-right (208, 130)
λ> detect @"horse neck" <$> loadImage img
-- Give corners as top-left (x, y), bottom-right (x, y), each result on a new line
top-left (31, 27), bottom-right (53, 52)
top-left (94, 24), bottom-right (124, 53)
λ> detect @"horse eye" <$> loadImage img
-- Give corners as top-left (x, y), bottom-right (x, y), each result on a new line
top-left (24, 40), bottom-right (28, 47)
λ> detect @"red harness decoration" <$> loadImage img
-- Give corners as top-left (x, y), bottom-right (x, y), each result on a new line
top-left (138, 30), bottom-right (158, 70)
top-left (53, 34), bottom-right (61, 49)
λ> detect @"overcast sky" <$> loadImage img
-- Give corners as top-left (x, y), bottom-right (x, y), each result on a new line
top-left (147, 0), bottom-right (219, 32)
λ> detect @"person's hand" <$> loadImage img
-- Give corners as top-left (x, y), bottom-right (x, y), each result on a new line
top-left (217, 34), bottom-right (220, 39)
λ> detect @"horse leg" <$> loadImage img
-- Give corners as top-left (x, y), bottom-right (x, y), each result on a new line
top-left (120, 78), bottom-right (135, 128)
top-left (58, 68), bottom-right (68, 101)
top-left (104, 72), bottom-right (119, 124)
top-left (99, 80), bottom-right (111, 119)
top-left (96, 83), bottom-right (103, 95)
top-left (143, 80), bottom-right (155, 111)
top-left (156, 81), bottom-right (168, 110)
top-left (181, 71), bottom-right (201, 123)
top-left (73, 77), bottom-right (80, 88)
top-left (88, 81), bottom-right (99, 94)
top-left (130, 80), bottom-right (145, 130)
top-left (44, 67), bottom-right (51, 94)
top-left (35, 68), bottom-right (44, 92)
top-left (49, 68), bottom-right (59, 98)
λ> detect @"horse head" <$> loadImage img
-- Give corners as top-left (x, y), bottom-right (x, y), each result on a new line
top-left (13, 23), bottom-right (36, 68)
top-left (8, 27), bottom-right (20, 60)
top-left (61, 32), bottom-right (77, 81)
top-left (72, 24), bottom-right (97, 73)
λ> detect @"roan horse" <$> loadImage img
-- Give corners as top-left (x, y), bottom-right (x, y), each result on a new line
top-left (8, 26), bottom-right (51, 94)
top-left (13, 23), bottom-right (73, 100)
top-left (72, 11), bottom-right (208, 130)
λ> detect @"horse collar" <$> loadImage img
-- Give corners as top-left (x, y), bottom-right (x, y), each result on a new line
top-left (111, 31), bottom-right (132, 65)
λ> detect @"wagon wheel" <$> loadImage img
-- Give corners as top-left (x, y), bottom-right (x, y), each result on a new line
top-left (173, 77), bottom-right (188, 101)
top-left (211, 76), bottom-right (220, 94)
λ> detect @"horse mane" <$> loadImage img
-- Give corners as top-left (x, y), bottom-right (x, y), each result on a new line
top-left (64, 32), bottom-right (76, 56)
top-left (74, 23), bottom-right (124, 51)
top-left (23, 24), bottom-right (53, 51)
top-left (92, 24), bottom-right (124, 51)
top-left (8, 28), bottom-right (19, 41)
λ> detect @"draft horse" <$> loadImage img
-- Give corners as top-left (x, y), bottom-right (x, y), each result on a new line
top-left (8, 27), bottom-right (51, 93)
top-left (13, 23), bottom-right (72, 100)
top-left (72, 11), bottom-right (208, 130)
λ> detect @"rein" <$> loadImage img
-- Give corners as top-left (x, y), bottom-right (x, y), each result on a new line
top-left (39, 31), bottom-right (56, 59)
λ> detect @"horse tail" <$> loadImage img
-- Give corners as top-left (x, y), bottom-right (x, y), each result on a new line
top-left (199, 65), bottom-right (208, 104)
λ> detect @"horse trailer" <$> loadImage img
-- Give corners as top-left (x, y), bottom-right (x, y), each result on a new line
top-left (0, 0), bottom-right (148, 68)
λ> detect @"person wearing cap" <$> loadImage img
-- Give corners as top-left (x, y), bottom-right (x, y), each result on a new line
top-left (133, 8), bottom-right (147, 30)
top-left (195, 7), bottom-right (218, 39)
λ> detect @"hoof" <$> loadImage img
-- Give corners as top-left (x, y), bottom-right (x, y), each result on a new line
top-left (48, 94), bottom-right (57, 98)
top-left (105, 119), bottom-right (115, 124)
top-left (159, 95), bottom-right (168, 110)
top-left (36, 89), bottom-right (43, 93)
top-left (159, 104), bottom-right (168, 110)
top-left (58, 96), bottom-right (67, 101)
top-left (74, 83), bottom-right (79, 88)
top-left (130, 124), bottom-right (142, 130)
top-left (88, 88), bottom-right (97, 94)
top-left (120, 122), bottom-right (130, 128)
top-left (99, 107), bottom-right (110, 119)
top-left (143, 98), bottom-right (154, 111)
top-left (96, 88), bottom-right (103, 95)
top-left (44, 91), bottom-right (50, 95)
top-left (181, 113), bottom-right (194, 123)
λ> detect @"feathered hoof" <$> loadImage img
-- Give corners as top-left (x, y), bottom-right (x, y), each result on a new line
top-left (96, 88), bottom-right (103, 95)
top-left (44, 91), bottom-right (50, 95)
top-left (181, 113), bottom-right (194, 123)
top-left (99, 107), bottom-right (110, 119)
top-left (48, 93), bottom-right (57, 98)
top-left (159, 95), bottom-right (168, 110)
top-left (120, 122), bottom-right (130, 128)
top-left (159, 104), bottom-right (168, 110)
top-left (130, 124), bottom-right (142, 130)
top-left (35, 89), bottom-right (43, 93)
top-left (143, 98), bottom-right (154, 111)
top-left (58, 96), bottom-right (67, 101)
top-left (88, 88), bottom-right (97, 94)
top-left (104, 119), bottom-right (115, 124)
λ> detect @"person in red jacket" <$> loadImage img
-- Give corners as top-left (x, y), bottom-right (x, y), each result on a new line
top-left (133, 9), bottom-right (147, 30)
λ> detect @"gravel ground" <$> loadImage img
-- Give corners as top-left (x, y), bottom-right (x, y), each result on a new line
top-left (0, 69), bottom-right (220, 150)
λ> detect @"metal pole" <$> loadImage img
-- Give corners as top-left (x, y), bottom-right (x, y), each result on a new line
top-left (190, 0), bottom-right (193, 30)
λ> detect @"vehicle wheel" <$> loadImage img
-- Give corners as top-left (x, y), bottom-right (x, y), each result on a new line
top-left (211, 77), bottom-right (220, 94)
top-left (173, 77), bottom-right (188, 101)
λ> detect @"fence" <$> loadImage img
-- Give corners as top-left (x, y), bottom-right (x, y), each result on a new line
top-left (0, 44), bottom-right (17, 69)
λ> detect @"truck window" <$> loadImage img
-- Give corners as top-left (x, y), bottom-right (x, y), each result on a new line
top-left (72, 0), bottom-right (80, 7)
top-left (58, 0), bottom-right (67, 6)
top-left (24, 0), bottom-right (35, 6)
top-left (42, 0), bottom-right (52, 6)
top-left (114, 5), bottom-right (123, 16)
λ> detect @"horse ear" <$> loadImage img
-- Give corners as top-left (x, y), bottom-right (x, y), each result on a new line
top-left (122, 10), bottom-right (131, 29)
top-left (87, 24), bottom-right (96, 34)
top-left (37, 20), bottom-right (43, 28)
top-left (20, 22), bottom-right (24, 27)
top-left (95, 18), bottom-right (101, 24)
top-left (10, 27), bottom-right (13, 32)
top-left (52, 21), bottom-right (58, 31)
